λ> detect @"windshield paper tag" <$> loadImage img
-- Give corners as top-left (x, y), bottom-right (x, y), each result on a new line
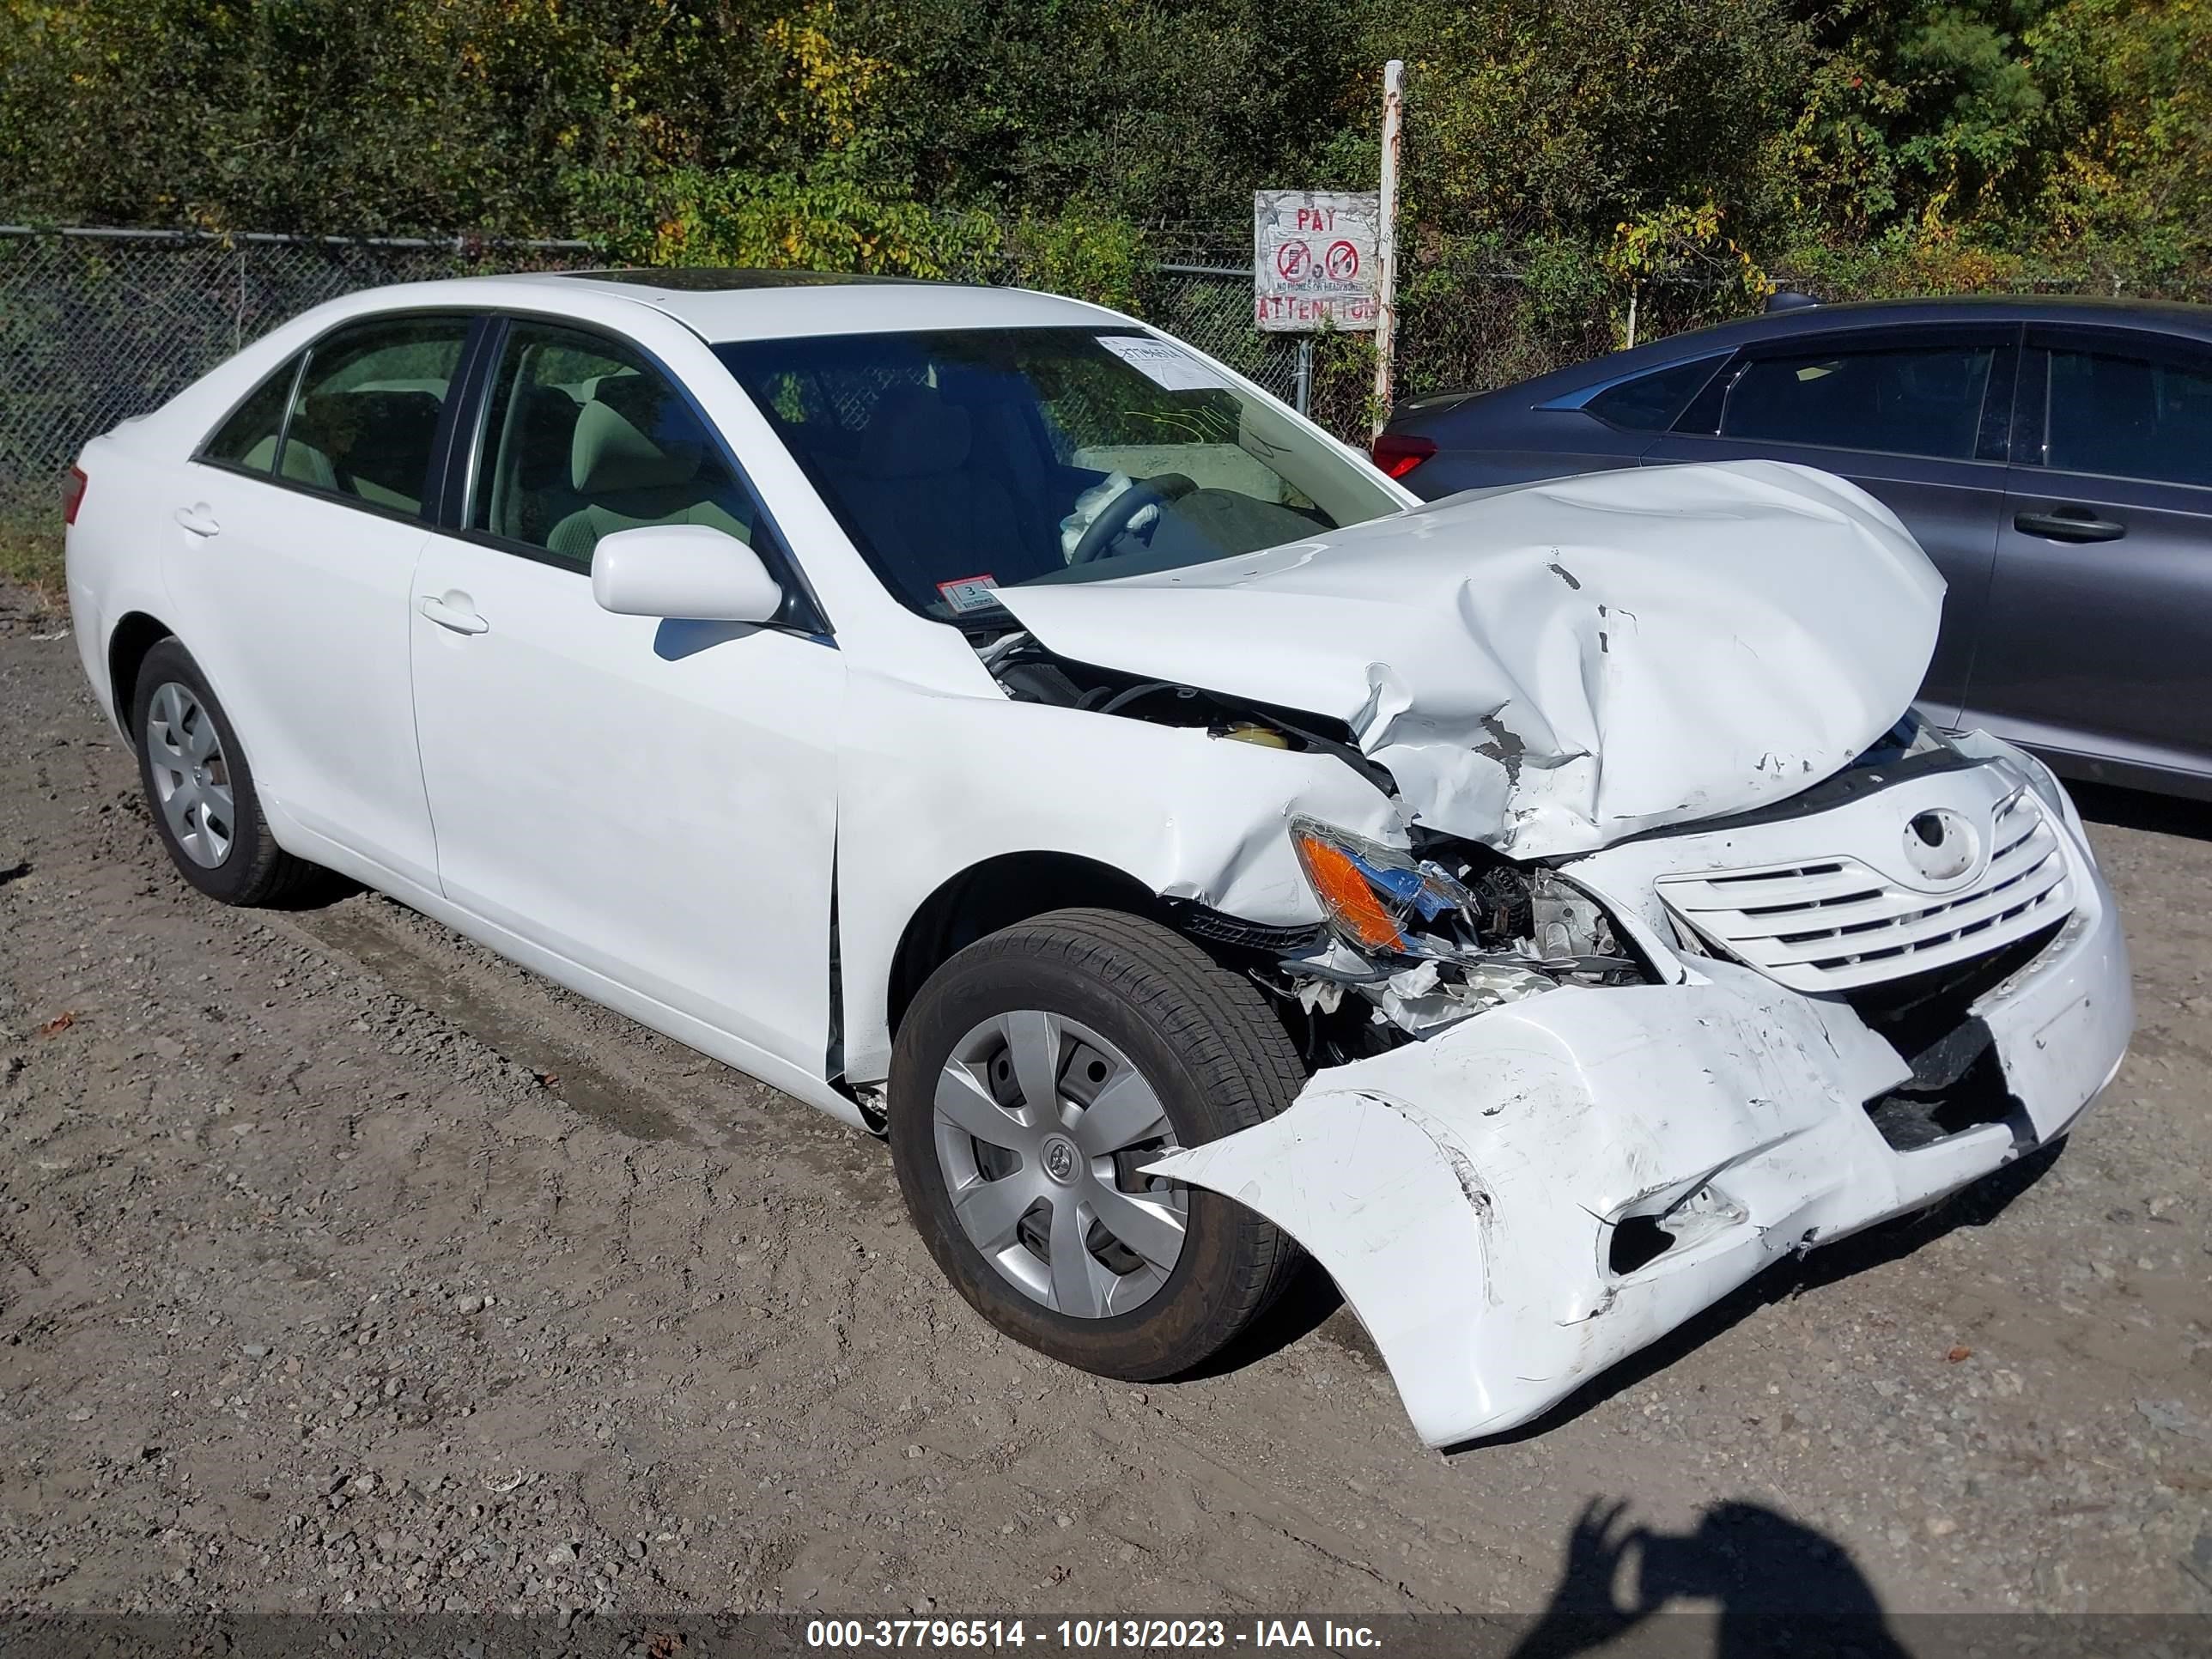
top-left (1097, 335), bottom-right (1224, 392)
top-left (936, 574), bottom-right (1002, 613)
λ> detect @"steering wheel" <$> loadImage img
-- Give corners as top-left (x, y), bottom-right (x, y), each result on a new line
top-left (1067, 473), bottom-right (1198, 567)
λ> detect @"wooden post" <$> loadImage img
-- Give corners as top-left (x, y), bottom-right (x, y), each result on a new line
top-left (1371, 58), bottom-right (1404, 437)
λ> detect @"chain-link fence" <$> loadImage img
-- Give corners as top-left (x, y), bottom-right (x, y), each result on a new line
top-left (1143, 217), bottom-right (1771, 438)
top-left (1, 227), bottom-right (1325, 517)
top-left (1, 220), bottom-right (1775, 527)
top-left (0, 222), bottom-right (1771, 524)
top-left (1138, 258), bottom-right (1304, 404)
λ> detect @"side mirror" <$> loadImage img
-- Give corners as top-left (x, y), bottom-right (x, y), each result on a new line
top-left (590, 525), bottom-right (783, 624)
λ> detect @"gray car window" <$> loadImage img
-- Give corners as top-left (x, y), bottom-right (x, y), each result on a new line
top-left (2045, 346), bottom-right (2212, 489)
top-left (1585, 356), bottom-right (1724, 430)
top-left (1723, 342), bottom-right (1995, 461)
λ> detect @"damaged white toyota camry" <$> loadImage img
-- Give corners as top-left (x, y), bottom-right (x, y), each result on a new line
top-left (65, 272), bottom-right (2131, 1446)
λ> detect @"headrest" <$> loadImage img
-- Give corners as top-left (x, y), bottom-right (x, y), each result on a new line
top-left (571, 382), bottom-right (702, 495)
top-left (856, 384), bottom-right (973, 477)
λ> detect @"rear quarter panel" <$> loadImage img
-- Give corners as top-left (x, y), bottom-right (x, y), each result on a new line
top-left (64, 308), bottom-right (332, 731)
top-left (1407, 446), bottom-right (1643, 497)
top-left (1395, 402), bottom-right (1655, 501)
top-left (64, 428), bottom-right (190, 732)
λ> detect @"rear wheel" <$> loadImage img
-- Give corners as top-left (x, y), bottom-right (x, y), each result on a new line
top-left (888, 908), bottom-right (1306, 1381)
top-left (131, 638), bottom-right (320, 906)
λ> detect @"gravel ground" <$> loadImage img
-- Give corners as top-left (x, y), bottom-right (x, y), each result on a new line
top-left (1, 579), bottom-right (2208, 1626)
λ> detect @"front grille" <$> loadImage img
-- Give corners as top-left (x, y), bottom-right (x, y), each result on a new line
top-left (1656, 790), bottom-right (2071, 993)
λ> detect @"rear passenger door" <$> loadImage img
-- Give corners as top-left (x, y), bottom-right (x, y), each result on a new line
top-left (1643, 325), bottom-right (2018, 726)
top-left (1967, 328), bottom-right (2212, 788)
top-left (408, 314), bottom-right (847, 1079)
top-left (171, 312), bottom-right (477, 891)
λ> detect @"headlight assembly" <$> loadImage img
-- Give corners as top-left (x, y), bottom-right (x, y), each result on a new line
top-left (1287, 817), bottom-right (1474, 958)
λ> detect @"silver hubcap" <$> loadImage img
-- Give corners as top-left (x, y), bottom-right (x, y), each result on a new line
top-left (933, 1011), bottom-right (1188, 1319)
top-left (144, 681), bottom-right (234, 868)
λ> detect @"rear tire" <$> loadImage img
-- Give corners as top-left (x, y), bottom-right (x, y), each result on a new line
top-left (131, 638), bottom-right (321, 907)
top-left (888, 908), bottom-right (1307, 1382)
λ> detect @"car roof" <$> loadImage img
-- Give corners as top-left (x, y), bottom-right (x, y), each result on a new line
top-left (1410, 294), bottom-right (2212, 412)
top-left (1667, 293), bottom-right (2212, 349)
top-left (499, 268), bottom-right (1124, 343)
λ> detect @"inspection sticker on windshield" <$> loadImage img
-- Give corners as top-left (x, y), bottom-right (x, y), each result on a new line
top-left (936, 574), bottom-right (1002, 613)
top-left (1097, 334), bottom-right (1223, 392)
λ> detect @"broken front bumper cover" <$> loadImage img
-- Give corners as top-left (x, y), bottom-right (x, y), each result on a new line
top-left (1146, 812), bottom-right (2130, 1449)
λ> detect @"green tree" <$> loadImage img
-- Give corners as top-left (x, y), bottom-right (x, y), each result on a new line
top-left (1388, 0), bottom-right (1812, 246)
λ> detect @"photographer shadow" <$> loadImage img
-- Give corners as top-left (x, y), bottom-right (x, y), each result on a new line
top-left (1510, 1497), bottom-right (1908, 1659)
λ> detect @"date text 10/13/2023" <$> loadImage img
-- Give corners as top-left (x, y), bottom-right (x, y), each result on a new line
top-left (805, 1620), bottom-right (1382, 1649)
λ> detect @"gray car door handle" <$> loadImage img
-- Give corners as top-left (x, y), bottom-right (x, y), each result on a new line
top-left (419, 594), bottom-right (489, 635)
top-left (2014, 509), bottom-right (2125, 543)
top-left (173, 505), bottom-right (221, 538)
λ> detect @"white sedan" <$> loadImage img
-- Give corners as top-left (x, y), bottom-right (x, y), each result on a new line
top-left (64, 271), bottom-right (2132, 1446)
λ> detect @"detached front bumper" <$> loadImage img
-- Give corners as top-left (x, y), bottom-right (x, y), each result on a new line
top-left (1149, 777), bottom-right (2131, 1449)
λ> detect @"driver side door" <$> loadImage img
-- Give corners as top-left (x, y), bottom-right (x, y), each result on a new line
top-left (408, 314), bottom-right (847, 1080)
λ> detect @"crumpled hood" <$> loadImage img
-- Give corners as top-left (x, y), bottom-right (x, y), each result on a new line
top-left (993, 459), bottom-right (1943, 856)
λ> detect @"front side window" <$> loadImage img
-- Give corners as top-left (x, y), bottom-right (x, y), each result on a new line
top-left (472, 321), bottom-right (769, 569)
top-left (280, 316), bottom-right (471, 513)
top-left (716, 328), bottom-right (1402, 622)
top-left (1722, 341), bottom-right (1996, 460)
top-left (2043, 344), bottom-right (2212, 488)
top-left (201, 354), bottom-right (301, 473)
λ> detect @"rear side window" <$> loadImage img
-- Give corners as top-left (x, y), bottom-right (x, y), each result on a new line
top-left (280, 316), bottom-right (471, 514)
top-left (2044, 345), bottom-right (2212, 488)
top-left (1723, 342), bottom-right (1996, 460)
top-left (470, 320), bottom-right (768, 569)
top-left (202, 355), bottom-right (301, 473)
top-left (1583, 356), bottom-right (1723, 430)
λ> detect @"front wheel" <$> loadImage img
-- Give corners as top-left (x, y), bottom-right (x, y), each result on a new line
top-left (887, 908), bottom-right (1307, 1381)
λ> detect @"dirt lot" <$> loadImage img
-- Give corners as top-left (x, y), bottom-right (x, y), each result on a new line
top-left (1, 578), bottom-right (2208, 1626)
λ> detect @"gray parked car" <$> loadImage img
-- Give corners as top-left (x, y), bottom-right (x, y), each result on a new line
top-left (1374, 297), bottom-right (2212, 801)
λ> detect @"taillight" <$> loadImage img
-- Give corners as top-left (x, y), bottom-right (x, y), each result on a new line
top-left (1371, 432), bottom-right (1436, 481)
top-left (62, 465), bottom-right (88, 526)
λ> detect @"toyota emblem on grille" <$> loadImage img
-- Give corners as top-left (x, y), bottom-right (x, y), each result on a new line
top-left (1903, 807), bottom-right (1981, 884)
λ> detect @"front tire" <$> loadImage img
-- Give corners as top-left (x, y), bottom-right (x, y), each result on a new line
top-left (131, 638), bottom-right (320, 907)
top-left (888, 908), bottom-right (1307, 1381)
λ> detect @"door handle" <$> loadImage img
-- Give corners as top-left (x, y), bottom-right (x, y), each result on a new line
top-left (2013, 509), bottom-right (2125, 543)
top-left (173, 505), bottom-right (220, 538)
top-left (418, 594), bottom-right (489, 635)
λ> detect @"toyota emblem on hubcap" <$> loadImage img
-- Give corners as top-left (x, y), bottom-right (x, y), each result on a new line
top-left (1041, 1135), bottom-right (1079, 1184)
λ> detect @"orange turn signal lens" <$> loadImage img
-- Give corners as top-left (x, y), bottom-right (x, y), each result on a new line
top-left (1291, 830), bottom-right (1407, 953)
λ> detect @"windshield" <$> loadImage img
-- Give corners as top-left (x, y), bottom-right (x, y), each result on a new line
top-left (715, 327), bottom-right (1403, 622)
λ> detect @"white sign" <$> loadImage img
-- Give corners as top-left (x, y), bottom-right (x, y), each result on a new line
top-left (1254, 190), bottom-right (1381, 333)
